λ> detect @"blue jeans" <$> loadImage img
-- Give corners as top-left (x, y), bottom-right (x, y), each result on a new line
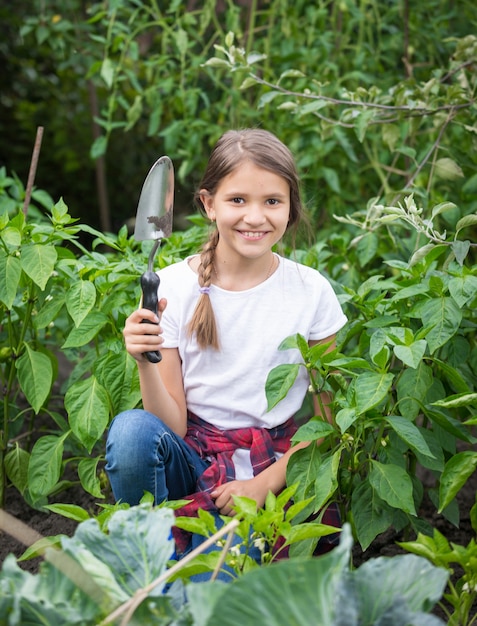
top-left (105, 409), bottom-right (209, 505)
top-left (105, 409), bottom-right (260, 582)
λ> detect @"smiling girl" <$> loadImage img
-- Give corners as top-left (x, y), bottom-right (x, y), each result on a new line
top-left (105, 129), bottom-right (347, 577)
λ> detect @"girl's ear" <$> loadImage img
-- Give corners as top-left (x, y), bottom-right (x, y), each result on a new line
top-left (200, 190), bottom-right (215, 220)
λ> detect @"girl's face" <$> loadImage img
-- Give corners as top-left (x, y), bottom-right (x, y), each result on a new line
top-left (200, 160), bottom-right (290, 263)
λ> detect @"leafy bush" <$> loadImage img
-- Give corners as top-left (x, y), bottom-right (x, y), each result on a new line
top-left (8, 2), bottom-right (476, 232)
top-left (266, 192), bottom-right (477, 551)
top-left (0, 173), bottom-right (208, 508)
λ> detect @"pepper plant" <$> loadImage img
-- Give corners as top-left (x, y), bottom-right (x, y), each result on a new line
top-left (0, 170), bottom-right (208, 508)
top-left (399, 490), bottom-right (477, 626)
top-left (267, 194), bottom-right (477, 551)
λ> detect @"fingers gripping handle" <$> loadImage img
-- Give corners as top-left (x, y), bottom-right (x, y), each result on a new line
top-left (140, 270), bottom-right (162, 363)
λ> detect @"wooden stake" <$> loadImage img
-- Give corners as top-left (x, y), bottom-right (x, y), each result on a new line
top-left (22, 126), bottom-right (44, 216)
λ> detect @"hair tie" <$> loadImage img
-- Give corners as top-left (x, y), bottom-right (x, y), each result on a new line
top-left (199, 286), bottom-right (210, 295)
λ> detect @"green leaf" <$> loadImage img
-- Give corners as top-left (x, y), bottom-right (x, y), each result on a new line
top-left (66, 506), bottom-right (176, 596)
top-left (206, 527), bottom-right (353, 626)
top-left (439, 451), bottom-right (477, 512)
top-left (186, 583), bottom-right (228, 626)
top-left (354, 372), bottom-right (394, 415)
top-left (369, 460), bottom-right (416, 515)
top-left (278, 332), bottom-right (308, 354)
top-left (434, 358), bottom-right (470, 394)
top-left (279, 68), bottom-right (306, 80)
top-left (0, 251), bottom-right (21, 308)
top-left (66, 280), bottom-right (97, 327)
top-left (16, 344), bottom-right (53, 413)
top-left (451, 240), bottom-right (471, 266)
top-left (100, 57), bottom-right (115, 88)
top-left (431, 392), bottom-right (477, 409)
top-left (28, 433), bottom-right (70, 499)
top-left (265, 363), bottom-right (301, 411)
top-left (51, 196), bottom-right (69, 223)
top-left (352, 480), bottom-right (395, 550)
top-left (396, 361), bottom-right (433, 420)
top-left (434, 157), bottom-right (464, 180)
top-left (174, 516), bottom-right (210, 536)
top-left (354, 108), bottom-right (375, 143)
top-left (95, 351), bottom-right (141, 414)
top-left (419, 297), bottom-right (462, 354)
top-left (313, 452), bottom-right (340, 510)
top-left (448, 274), bottom-right (477, 307)
top-left (203, 57), bottom-right (231, 69)
top-left (336, 408), bottom-right (359, 433)
top-left (44, 503), bottom-right (91, 523)
top-left (393, 340), bottom-right (426, 369)
top-left (292, 419), bottom-right (335, 443)
top-left (285, 522), bottom-right (341, 545)
top-left (62, 311), bottom-right (108, 348)
top-left (4, 444), bottom-right (30, 495)
top-left (90, 135), bottom-right (108, 160)
top-left (381, 123), bottom-right (400, 151)
top-left (355, 554), bottom-right (448, 622)
top-left (287, 445), bottom-right (322, 503)
top-left (78, 457), bottom-right (104, 499)
top-left (455, 213), bottom-right (477, 235)
top-left (65, 376), bottom-right (110, 453)
top-left (356, 231), bottom-right (378, 267)
top-left (385, 416), bottom-right (435, 458)
top-left (18, 535), bottom-right (64, 561)
top-left (424, 406), bottom-right (474, 442)
top-left (409, 243), bottom-right (442, 267)
top-left (430, 201), bottom-right (458, 220)
top-left (240, 76), bottom-right (258, 90)
top-left (1, 226), bottom-right (21, 247)
top-left (20, 243), bottom-right (58, 290)
top-left (34, 293), bottom-right (65, 329)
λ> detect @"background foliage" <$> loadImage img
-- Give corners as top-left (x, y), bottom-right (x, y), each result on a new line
top-left (1, 0), bottom-right (476, 233)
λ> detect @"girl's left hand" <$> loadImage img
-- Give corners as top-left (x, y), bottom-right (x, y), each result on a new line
top-left (210, 479), bottom-right (268, 516)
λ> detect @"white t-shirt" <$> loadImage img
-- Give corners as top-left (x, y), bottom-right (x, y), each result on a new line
top-left (158, 254), bottom-right (347, 438)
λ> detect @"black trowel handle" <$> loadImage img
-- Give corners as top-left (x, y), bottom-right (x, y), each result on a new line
top-left (140, 270), bottom-right (162, 363)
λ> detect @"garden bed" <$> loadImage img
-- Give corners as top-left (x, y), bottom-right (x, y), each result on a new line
top-left (1, 462), bottom-right (475, 622)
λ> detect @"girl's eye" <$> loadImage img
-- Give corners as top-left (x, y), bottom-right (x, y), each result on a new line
top-left (231, 197), bottom-right (244, 204)
top-left (267, 198), bottom-right (279, 206)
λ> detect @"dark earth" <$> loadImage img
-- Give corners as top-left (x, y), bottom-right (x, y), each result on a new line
top-left (1, 461), bottom-right (476, 622)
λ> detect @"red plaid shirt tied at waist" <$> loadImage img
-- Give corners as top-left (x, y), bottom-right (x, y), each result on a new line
top-left (172, 412), bottom-right (297, 552)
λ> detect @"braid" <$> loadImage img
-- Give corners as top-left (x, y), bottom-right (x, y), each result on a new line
top-left (197, 231), bottom-right (217, 290)
top-left (187, 229), bottom-right (220, 349)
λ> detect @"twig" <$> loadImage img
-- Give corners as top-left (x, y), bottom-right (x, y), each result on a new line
top-left (249, 73), bottom-right (475, 115)
top-left (403, 108), bottom-right (455, 192)
top-left (99, 518), bottom-right (240, 626)
top-left (0, 507), bottom-right (44, 547)
top-left (211, 522), bottom-right (236, 581)
top-left (22, 126), bottom-right (44, 216)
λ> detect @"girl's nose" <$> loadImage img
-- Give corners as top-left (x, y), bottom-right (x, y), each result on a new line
top-left (243, 203), bottom-right (266, 225)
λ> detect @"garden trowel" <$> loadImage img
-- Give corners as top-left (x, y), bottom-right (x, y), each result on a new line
top-left (134, 155), bottom-right (174, 363)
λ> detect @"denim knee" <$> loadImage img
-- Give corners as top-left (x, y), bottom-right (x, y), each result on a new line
top-left (105, 409), bottom-right (166, 504)
top-left (105, 409), bottom-right (207, 506)
top-left (106, 409), bottom-right (159, 465)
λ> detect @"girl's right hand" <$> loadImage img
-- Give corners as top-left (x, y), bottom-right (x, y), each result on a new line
top-left (123, 298), bottom-right (167, 363)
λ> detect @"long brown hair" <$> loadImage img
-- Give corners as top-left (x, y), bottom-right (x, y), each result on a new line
top-left (188, 129), bottom-right (304, 349)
